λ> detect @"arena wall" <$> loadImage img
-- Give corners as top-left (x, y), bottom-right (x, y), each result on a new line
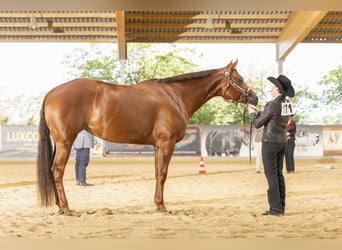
top-left (0, 124), bottom-right (341, 158)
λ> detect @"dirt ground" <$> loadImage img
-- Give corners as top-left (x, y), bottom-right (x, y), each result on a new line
top-left (0, 156), bottom-right (341, 239)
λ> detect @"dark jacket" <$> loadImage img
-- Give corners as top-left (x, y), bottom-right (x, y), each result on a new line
top-left (250, 95), bottom-right (289, 143)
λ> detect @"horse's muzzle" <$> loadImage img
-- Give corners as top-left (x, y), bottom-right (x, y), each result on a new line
top-left (246, 92), bottom-right (258, 106)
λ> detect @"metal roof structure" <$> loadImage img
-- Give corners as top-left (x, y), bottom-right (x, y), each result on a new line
top-left (0, 8), bottom-right (341, 64)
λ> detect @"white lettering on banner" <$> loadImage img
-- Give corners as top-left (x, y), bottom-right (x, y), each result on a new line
top-left (281, 102), bottom-right (294, 116)
top-left (6, 131), bottom-right (39, 142)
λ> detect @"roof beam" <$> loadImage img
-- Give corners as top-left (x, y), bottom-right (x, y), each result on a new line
top-left (1, 0), bottom-right (341, 11)
top-left (0, 21), bottom-right (117, 28)
top-left (126, 22), bottom-right (286, 29)
top-left (0, 30), bottom-right (115, 36)
top-left (0, 37), bottom-right (117, 43)
top-left (126, 13), bottom-right (291, 20)
top-left (0, 11), bottom-right (116, 18)
top-left (276, 11), bottom-right (328, 60)
top-left (128, 38), bottom-right (277, 43)
top-left (115, 11), bottom-right (127, 61)
top-left (127, 31), bottom-right (280, 37)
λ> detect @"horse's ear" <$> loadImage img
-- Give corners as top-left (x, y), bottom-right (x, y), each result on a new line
top-left (232, 59), bottom-right (239, 68)
top-left (226, 60), bottom-right (233, 69)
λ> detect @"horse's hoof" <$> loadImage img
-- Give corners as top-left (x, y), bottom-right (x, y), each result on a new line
top-left (62, 211), bottom-right (80, 216)
top-left (58, 209), bottom-right (78, 216)
top-left (70, 210), bottom-right (81, 217)
top-left (59, 210), bottom-right (73, 216)
top-left (156, 208), bottom-right (168, 213)
top-left (63, 212), bottom-right (74, 216)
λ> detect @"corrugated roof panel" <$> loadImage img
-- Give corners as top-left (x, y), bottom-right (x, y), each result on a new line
top-left (0, 10), bottom-right (340, 43)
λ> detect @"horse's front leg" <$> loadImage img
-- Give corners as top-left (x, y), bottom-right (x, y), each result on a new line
top-left (153, 140), bottom-right (175, 212)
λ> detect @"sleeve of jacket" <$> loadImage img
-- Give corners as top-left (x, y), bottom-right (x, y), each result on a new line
top-left (288, 121), bottom-right (297, 136)
top-left (250, 103), bottom-right (275, 129)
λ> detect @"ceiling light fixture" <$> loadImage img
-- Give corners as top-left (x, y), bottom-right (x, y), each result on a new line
top-left (28, 16), bottom-right (38, 29)
top-left (206, 16), bottom-right (214, 29)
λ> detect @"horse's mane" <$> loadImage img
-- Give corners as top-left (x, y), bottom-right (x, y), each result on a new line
top-left (156, 69), bottom-right (218, 83)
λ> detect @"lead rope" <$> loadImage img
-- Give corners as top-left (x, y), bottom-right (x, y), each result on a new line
top-left (242, 105), bottom-right (253, 165)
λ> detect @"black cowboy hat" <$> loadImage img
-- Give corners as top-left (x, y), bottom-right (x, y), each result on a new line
top-left (267, 75), bottom-right (295, 98)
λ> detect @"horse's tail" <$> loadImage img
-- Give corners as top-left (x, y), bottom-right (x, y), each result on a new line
top-left (37, 104), bottom-right (55, 207)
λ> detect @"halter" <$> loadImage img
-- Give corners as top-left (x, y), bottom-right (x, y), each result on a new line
top-left (223, 68), bottom-right (250, 101)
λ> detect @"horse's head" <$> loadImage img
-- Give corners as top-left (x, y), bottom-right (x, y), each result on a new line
top-left (222, 59), bottom-right (258, 106)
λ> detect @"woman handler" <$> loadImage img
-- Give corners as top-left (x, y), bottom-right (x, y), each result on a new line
top-left (247, 75), bottom-right (295, 216)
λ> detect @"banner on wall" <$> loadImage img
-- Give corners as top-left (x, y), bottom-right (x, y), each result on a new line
top-left (294, 125), bottom-right (323, 156)
top-left (201, 124), bottom-right (326, 157)
top-left (322, 125), bottom-right (342, 156)
top-left (103, 125), bottom-right (201, 156)
top-left (0, 125), bottom-right (38, 158)
top-left (201, 125), bottom-right (252, 157)
top-left (0, 124), bottom-right (341, 158)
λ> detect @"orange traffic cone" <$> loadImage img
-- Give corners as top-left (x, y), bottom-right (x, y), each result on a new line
top-left (198, 156), bottom-right (206, 174)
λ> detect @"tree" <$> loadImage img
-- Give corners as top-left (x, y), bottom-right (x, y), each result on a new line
top-left (289, 87), bottom-right (320, 123)
top-left (0, 94), bottom-right (43, 125)
top-left (63, 43), bottom-right (199, 84)
top-left (321, 65), bottom-right (342, 105)
top-left (319, 65), bottom-right (342, 124)
top-left (0, 89), bottom-right (9, 124)
top-left (63, 44), bottom-right (120, 82)
top-left (125, 45), bottom-right (200, 84)
top-left (189, 98), bottom-right (249, 125)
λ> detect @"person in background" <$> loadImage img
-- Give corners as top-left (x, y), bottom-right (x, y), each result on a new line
top-left (254, 127), bottom-right (263, 173)
top-left (285, 115), bottom-right (296, 173)
top-left (247, 75), bottom-right (295, 216)
top-left (74, 130), bottom-right (94, 186)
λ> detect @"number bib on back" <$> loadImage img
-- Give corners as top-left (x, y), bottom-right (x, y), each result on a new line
top-left (281, 102), bottom-right (294, 116)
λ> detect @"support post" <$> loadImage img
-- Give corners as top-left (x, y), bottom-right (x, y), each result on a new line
top-left (277, 59), bottom-right (284, 75)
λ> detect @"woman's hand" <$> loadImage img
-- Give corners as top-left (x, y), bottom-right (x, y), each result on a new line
top-left (247, 104), bottom-right (258, 114)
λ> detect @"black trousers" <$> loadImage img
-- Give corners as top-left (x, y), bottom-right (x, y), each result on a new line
top-left (262, 142), bottom-right (286, 212)
top-left (285, 138), bottom-right (296, 172)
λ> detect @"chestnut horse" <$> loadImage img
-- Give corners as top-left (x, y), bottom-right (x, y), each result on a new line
top-left (37, 59), bottom-right (257, 215)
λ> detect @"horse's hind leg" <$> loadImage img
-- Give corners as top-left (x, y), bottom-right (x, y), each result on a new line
top-left (52, 142), bottom-right (73, 215)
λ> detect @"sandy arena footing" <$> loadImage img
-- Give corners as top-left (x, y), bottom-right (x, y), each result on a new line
top-left (0, 156), bottom-right (341, 239)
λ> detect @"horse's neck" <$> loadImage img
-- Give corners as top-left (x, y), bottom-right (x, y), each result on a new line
top-left (173, 73), bottom-right (223, 117)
